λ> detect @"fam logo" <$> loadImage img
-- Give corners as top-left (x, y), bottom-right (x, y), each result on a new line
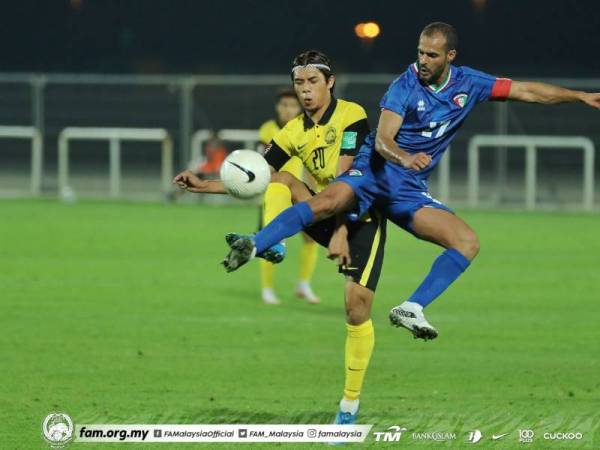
top-left (452, 93), bottom-right (469, 108)
top-left (519, 429), bottom-right (535, 443)
top-left (325, 126), bottom-right (337, 145)
top-left (373, 425), bottom-right (407, 442)
top-left (42, 412), bottom-right (74, 448)
top-left (347, 169), bottom-right (363, 177)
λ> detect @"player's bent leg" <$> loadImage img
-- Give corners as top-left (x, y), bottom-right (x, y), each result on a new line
top-left (307, 181), bottom-right (356, 222)
top-left (335, 281), bottom-right (375, 425)
top-left (225, 174), bottom-right (314, 271)
top-left (223, 183), bottom-right (355, 273)
top-left (389, 208), bottom-right (476, 339)
top-left (411, 207), bottom-right (480, 260)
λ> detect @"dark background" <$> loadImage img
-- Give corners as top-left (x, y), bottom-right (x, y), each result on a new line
top-left (1, 0), bottom-right (599, 76)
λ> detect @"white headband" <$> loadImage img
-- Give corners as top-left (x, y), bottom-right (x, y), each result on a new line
top-left (292, 63), bottom-right (331, 73)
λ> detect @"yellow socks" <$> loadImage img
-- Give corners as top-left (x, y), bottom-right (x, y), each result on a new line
top-left (260, 182), bottom-right (293, 293)
top-left (263, 182), bottom-right (292, 224)
top-left (298, 239), bottom-right (318, 282)
top-left (343, 319), bottom-right (375, 401)
top-left (260, 259), bottom-right (275, 289)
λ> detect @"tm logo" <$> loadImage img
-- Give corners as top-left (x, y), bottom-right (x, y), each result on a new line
top-left (373, 426), bottom-right (407, 442)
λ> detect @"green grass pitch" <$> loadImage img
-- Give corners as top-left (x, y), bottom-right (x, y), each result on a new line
top-left (1, 199), bottom-right (599, 449)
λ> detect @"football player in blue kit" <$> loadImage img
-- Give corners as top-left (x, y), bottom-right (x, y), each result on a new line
top-left (224, 22), bottom-right (600, 341)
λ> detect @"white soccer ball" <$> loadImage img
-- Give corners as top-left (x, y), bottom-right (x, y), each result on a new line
top-left (220, 149), bottom-right (271, 199)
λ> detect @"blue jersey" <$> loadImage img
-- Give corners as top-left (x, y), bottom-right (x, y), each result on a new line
top-left (363, 63), bottom-right (511, 180)
top-left (337, 64), bottom-right (511, 230)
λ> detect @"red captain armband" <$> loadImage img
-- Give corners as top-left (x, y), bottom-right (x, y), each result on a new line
top-left (490, 78), bottom-right (512, 101)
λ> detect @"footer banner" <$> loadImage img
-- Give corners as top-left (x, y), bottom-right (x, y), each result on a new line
top-left (75, 424), bottom-right (373, 443)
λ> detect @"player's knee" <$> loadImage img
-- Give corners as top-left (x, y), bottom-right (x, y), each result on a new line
top-left (309, 191), bottom-right (339, 220)
top-left (345, 283), bottom-right (373, 325)
top-left (457, 230), bottom-right (480, 260)
top-left (346, 301), bottom-right (370, 325)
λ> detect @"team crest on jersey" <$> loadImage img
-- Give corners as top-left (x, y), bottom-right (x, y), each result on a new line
top-left (325, 126), bottom-right (337, 145)
top-left (452, 93), bottom-right (468, 108)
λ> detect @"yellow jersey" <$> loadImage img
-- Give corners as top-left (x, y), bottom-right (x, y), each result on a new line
top-left (264, 98), bottom-right (369, 192)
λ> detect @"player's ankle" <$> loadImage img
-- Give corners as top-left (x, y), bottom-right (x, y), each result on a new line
top-left (403, 300), bottom-right (424, 312)
top-left (339, 397), bottom-right (360, 414)
top-left (262, 288), bottom-right (280, 304)
top-left (297, 280), bottom-right (311, 291)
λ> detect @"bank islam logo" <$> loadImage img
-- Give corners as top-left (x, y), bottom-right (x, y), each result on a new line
top-left (519, 429), bottom-right (535, 443)
top-left (42, 413), bottom-right (74, 448)
top-left (373, 425), bottom-right (407, 442)
top-left (467, 429), bottom-right (482, 444)
top-left (412, 431), bottom-right (456, 442)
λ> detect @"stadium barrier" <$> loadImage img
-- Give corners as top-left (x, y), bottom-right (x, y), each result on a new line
top-left (0, 126), bottom-right (43, 195)
top-left (1, 73), bottom-right (598, 209)
top-left (468, 135), bottom-right (595, 210)
top-left (58, 127), bottom-right (173, 198)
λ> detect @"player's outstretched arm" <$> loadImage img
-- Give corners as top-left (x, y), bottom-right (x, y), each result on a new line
top-left (508, 81), bottom-right (600, 109)
top-left (172, 170), bottom-right (227, 194)
top-left (173, 165), bottom-right (278, 194)
top-left (375, 109), bottom-right (432, 170)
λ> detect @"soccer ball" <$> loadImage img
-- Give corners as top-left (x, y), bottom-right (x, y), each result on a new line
top-left (220, 149), bottom-right (271, 199)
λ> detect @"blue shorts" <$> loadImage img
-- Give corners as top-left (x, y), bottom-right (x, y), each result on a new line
top-left (335, 149), bottom-right (453, 235)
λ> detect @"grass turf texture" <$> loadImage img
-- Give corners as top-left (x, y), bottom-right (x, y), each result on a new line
top-left (1, 199), bottom-right (599, 449)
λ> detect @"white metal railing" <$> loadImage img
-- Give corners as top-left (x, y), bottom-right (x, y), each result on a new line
top-left (58, 127), bottom-right (173, 198)
top-left (0, 126), bottom-right (43, 195)
top-left (468, 135), bottom-right (595, 210)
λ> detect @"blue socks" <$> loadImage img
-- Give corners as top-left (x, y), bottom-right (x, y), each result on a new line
top-left (254, 202), bottom-right (314, 254)
top-left (408, 248), bottom-right (470, 308)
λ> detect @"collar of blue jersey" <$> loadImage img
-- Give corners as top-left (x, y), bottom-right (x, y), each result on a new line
top-left (303, 97), bottom-right (338, 130)
top-left (412, 62), bottom-right (453, 93)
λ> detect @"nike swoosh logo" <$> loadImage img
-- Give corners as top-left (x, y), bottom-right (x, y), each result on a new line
top-left (228, 161), bottom-right (255, 182)
top-left (298, 143), bottom-right (307, 150)
top-left (492, 433), bottom-right (508, 440)
top-left (347, 367), bottom-right (364, 372)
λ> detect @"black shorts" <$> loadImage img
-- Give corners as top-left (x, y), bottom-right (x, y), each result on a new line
top-left (304, 208), bottom-right (386, 292)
